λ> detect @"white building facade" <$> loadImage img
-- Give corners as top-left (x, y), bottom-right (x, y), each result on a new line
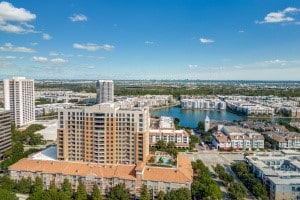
top-left (3, 77), bottom-right (35, 127)
top-left (96, 80), bottom-right (114, 104)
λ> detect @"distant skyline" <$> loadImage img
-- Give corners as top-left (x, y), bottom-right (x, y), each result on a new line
top-left (0, 0), bottom-right (300, 80)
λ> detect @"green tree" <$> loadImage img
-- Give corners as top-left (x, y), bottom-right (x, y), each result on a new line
top-left (140, 185), bottom-right (150, 200)
top-left (44, 180), bottom-right (61, 200)
top-left (228, 182), bottom-right (247, 200)
top-left (90, 184), bottom-right (102, 200)
top-left (252, 182), bottom-right (268, 199)
top-left (0, 175), bottom-right (16, 191)
top-left (0, 188), bottom-right (18, 200)
top-left (107, 183), bottom-right (130, 200)
top-left (28, 177), bottom-right (44, 200)
top-left (164, 188), bottom-right (191, 200)
top-left (61, 178), bottom-right (73, 199)
top-left (167, 141), bottom-right (176, 149)
top-left (31, 177), bottom-right (43, 194)
top-left (75, 181), bottom-right (87, 200)
top-left (156, 140), bottom-right (166, 150)
top-left (157, 191), bottom-right (165, 200)
top-left (198, 121), bottom-right (205, 132)
top-left (12, 141), bottom-right (24, 158)
top-left (15, 177), bottom-right (32, 193)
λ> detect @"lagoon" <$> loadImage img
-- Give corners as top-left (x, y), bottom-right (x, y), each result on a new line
top-left (150, 106), bottom-right (245, 128)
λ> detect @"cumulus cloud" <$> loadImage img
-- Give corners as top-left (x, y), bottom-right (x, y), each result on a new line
top-left (100, 44), bottom-right (115, 51)
top-left (73, 43), bottom-right (115, 51)
top-left (42, 33), bottom-right (52, 40)
top-left (145, 40), bottom-right (154, 45)
top-left (199, 38), bottom-right (214, 44)
top-left (256, 7), bottom-right (300, 24)
top-left (0, 1), bottom-right (36, 33)
top-left (69, 14), bottom-right (87, 22)
top-left (32, 56), bottom-right (68, 64)
top-left (73, 43), bottom-right (99, 51)
top-left (50, 58), bottom-right (68, 64)
top-left (0, 56), bottom-right (17, 60)
top-left (0, 43), bottom-right (35, 53)
top-left (32, 56), bottom-right (48, 63)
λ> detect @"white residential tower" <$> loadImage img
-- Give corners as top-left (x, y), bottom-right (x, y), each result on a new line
top-left (3, 77), bottom-right (35, 127)
top-left (96, 80), bottom-right (114, 104)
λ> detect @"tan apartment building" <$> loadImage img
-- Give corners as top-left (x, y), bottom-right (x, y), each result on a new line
top-left (57, 103), bottom-right (150, 165)
top-left (0, 109), bottom-right (11, 159)
top-left (9, 154), bottom-right (192, 197)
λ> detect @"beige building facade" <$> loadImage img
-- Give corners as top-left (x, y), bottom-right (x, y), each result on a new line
top-left (57, 103), bottom-right (150, 165)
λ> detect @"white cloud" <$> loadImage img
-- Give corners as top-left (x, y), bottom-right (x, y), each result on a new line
top-left (0, 55), bottom-right (16, 60)
top-left (42, 33), bottom-right (52, 40)
top-left (73, 43), bottom-right (115, 51)
top-left (32, 56), bottom-right (48, 63)
top-left (238, 30), bottom-right (245, 33)
top-left (32, 56), bottom-right (68, 64)
top-left (69, 14), bottom-right (87, 22)
top-left (0, 1), bottom-right (36, 34)
top-left (73, 43), bottom-right (100, 51)
top-left (264, 59), bottom-right (287, 65)
top-left (100, 44), bottom-right (115, 51)
top-left (256, 7), bottom-right (300, 24)
top-left (199, 38), bottom-right (214, 44)
top-left (50, 58), bottom-right (68, 64)
top-left (87, 55), bottom-right (105, 60)
top-left (145, 40), bottom-right (154, 45)
top-left (0, 43), bottom-right (35, 53)
top-left (49, 52), bottom-right (59, 56)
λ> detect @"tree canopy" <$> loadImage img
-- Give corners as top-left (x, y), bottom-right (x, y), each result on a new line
top-left (107, 183), bottom-right (130, 200)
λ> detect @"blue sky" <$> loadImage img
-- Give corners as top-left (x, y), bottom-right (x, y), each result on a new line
top-left (0, 0), bottom-right (300, 80)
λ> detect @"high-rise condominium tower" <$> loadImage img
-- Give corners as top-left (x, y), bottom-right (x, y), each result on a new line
top-left (96, 80), bottom-right (114, 104)
top-left (3, 77), bottom-right (35, 127)
top-left (57, 103), bottom-right (150, 164)
top-left (0, 109), bottom-right (11, 159)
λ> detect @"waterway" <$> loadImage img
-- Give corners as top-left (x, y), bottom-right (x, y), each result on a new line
top-left (150, 106), bottom-right (245, 128)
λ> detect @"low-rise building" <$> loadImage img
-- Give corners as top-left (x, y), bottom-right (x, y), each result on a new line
top-left (264, 131), bottom-right (300, 149)
top-left (9, 153), bottom-right (193, 197)
top-left (212, 125), bottom-right (264, 150)
top-left (246, 151), bottom-right (300, 200)
top-left (149, 117), bottom-right (189, 149)
top-left (180, 97), bottom-right (226, 110)
top-left (226, 100), bottom-right (274, 116)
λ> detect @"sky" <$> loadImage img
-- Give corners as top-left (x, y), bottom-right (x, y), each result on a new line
top-left (0, 0), bottom-right (300, 80)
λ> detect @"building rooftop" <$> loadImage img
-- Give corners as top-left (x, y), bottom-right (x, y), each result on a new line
top-left (9, 153), bottom-right (193, 184)
top-left (246, 151), bottom-right (300, 185)
top-left (159, 116), bottom-right (174, 129)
